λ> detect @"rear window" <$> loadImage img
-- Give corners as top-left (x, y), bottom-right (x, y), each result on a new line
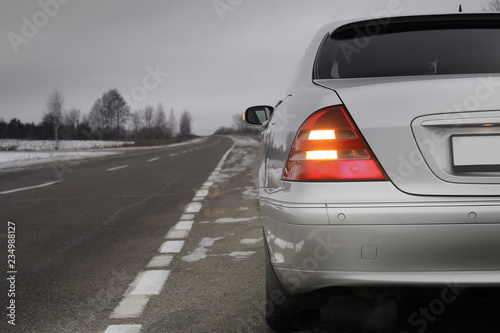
top-left (314, 16), bottom-right (500, 79)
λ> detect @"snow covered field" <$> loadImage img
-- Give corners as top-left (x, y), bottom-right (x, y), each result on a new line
top-left (0, 139), bottom-right (135, 171)
top-left (0, 139), bottom-right (134, 151)
top-left (0, 151), bottom-right (121, 171)
top-left (0, 138), bottom-right (207, 171)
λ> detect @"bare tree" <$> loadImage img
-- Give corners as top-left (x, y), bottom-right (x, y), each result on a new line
top-left (101, 89), bottom-right (129, 138)
top-left (155, 103), bottom-right (169, 139)
top-left (43, 90), bottom-right (64, 150)
top-left (65, 108), bottom-right (80, 128)
top-left (179, 110), bottom-right (193, 138)
top-left (485, 0), bottom-right (500, 11)
top-left (129, 110), bottom-right (143, 135)
top-left (88, 89), bottom-right (129, 138)
top-left (168, 108), bottom-right (177, 137)
top-left (89, 98), bottom-right (105, 130)
top-left (232, 113), bottom-right (246, 132)
top-left (143, 105), bottom-right (154, 132)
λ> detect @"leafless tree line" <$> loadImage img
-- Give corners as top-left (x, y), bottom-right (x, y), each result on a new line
top-left (39, 89), bottom-right (193, 144)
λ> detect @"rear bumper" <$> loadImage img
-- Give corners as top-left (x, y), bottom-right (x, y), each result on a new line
top-left (261, 182), bottom-right (500, 294)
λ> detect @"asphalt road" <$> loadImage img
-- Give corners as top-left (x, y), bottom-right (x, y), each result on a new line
top-left (1, 135), bottom-right (500, 333)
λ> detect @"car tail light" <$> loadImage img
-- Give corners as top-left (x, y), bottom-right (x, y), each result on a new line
top-left (283, 105), bottom-right (386, 181)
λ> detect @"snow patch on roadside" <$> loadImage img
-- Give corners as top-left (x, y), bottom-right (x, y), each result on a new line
top-left (182, 237), bottom-right (223, 263)
top-left (214, 217), bottom-right (259, 224)
top-left (226, 251), bottom-right (256, 260)
top-left (240, 238), bottom-right (262, 246)
top-left (242, 186), bottom-right (258, 199)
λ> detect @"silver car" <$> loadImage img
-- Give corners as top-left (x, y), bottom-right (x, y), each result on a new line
top-left (245, 13), bottom-right (500, 331)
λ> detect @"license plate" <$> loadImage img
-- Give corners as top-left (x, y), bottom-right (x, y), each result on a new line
top-left (452, 135), bottom-right (500, 172)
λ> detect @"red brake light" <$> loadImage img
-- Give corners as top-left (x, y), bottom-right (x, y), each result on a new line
top-left (283, 106), bottom-right (386, 181)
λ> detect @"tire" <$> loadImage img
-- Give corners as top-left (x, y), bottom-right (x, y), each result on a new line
top-left (265, 255), bottom-right (295, 332)
top-left (264, 232), bottom-right (322, 332)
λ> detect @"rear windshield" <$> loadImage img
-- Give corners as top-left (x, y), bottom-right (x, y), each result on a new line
top-left (314, 18), bottom-right (500, 79)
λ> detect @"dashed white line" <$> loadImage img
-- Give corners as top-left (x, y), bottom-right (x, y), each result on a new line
top-left (165, 229), bottom-right (190, 239)
top-left (180, 214), bottom-right (195, 221)
top-left (158, 240), bottom-right (185, 253)
top-left (130, 270), bottom-right (171, 295)
top-left (110, 296), bottom-right (149, 319)
top-left (202, 182), bottom-right (214, 188)
top-left (0, 181), bottom-right (60, 195)
top-left (170, 153), bottom-right (178, 157)
top-left (107, 165), bottom-right (129, 171)
top-left (195, 189), bottom-right (209, 198)
top-left (104, 324), bottom-right (142, 333)
top-left (184, 202), bottom-right (202, 213)
top-left (165, 221), bottom-right (193, 239)
top-left (147, 254), bottom-right (173, 268)
top-left (147, 157), bottom-right (160, 162)
top-left (174, 221), bottom-right (194, 230)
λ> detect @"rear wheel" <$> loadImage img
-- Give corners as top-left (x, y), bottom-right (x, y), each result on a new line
top-left (264, 235), bottom-right (323, 331)
top-left (265, 278), bottom-right (294, 332)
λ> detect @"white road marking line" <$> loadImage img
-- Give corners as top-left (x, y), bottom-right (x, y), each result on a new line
top-left (107, 165), bottom-right (129, 171)
top-left (147, 255), bottom-right (173, 268)
top-left (170, 153), bottom-right (178, 156)
top-left (165, 229), bottom-right (190, 239)
top-left (182, 151), bottom-right (187, 154)
top-left (110, 296), bottom-right (149, 319)
top-left (159, 240), bottom-right (185, 253)
top-left (0, 181), bottom-right (60, 195)
top-left (202, 182), bottom-right (214, 188)
top-left (148, 157), bottom-right (160, 162)
top-left (184, 202), bottom-right (202, 213)
top-left (130, 270), bottom-right (171, 295)
top-left (165, 221), bottom-right (193, 239)
top-left (175, 221), bottom-right (194, 230)
top-left (180, 214), bottom-right (195, 220)
top-left (195, 189), bottom-right (209, 198)
top-left (104, 324), bottom-right (143, 333)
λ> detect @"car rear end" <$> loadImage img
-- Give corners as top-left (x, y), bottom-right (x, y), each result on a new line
top-left (261, 13), bottom-right (500, 297)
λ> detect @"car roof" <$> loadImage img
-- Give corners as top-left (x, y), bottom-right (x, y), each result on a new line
top-left (320, 12), bottom-right (500, 37)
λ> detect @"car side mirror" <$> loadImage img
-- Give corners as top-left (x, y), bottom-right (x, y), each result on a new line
top-left (244, 106), bottom-right (274, 126)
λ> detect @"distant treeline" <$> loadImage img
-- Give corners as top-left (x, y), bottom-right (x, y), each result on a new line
top-left (1, 89), bottom-right (193, 143)
top-left (0, 118), bottom-right (92, 140)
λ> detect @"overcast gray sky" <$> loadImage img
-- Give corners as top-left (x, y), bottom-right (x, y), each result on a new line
top-left (0, 0), bottom-right (490, 135)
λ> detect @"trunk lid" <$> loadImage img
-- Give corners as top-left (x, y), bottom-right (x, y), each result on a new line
top-left (315, 75), bottom-right (500, 196)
